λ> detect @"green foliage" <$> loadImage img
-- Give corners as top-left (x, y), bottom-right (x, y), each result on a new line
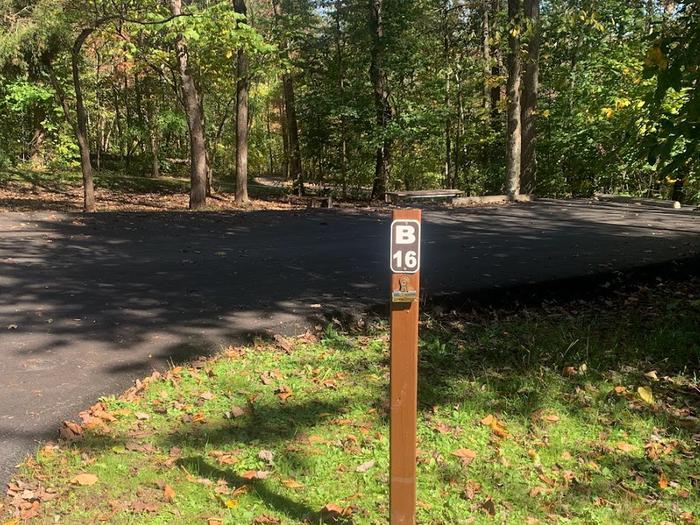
top-left (0, 0), bottom-right (696, 201)
top-left (644, 0), bottom-right (700, 202)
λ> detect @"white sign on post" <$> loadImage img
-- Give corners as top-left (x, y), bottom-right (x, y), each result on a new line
top-left (390, 220), bottom-right (421, 274)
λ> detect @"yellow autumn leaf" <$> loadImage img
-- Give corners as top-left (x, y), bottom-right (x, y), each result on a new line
top-left (638, 386), bottom-right (654, 404)
top-left (71, 473), bottom-right (98, 486)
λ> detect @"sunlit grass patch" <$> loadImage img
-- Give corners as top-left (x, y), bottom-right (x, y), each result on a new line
top-left (3, 279), bottom-right (699, 524)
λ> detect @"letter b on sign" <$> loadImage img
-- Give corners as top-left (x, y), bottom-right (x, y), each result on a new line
top-left (390, 220), bottom-right (421, 273)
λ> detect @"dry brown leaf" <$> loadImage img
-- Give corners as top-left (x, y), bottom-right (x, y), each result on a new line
top-left (616, 442), bottom-right (635, 452)
top-left (163, 484), bottom-right (176, 503)
top-left (281, 479), bottom-right (304, 489)
top-left (464, 480), bottom-right (481, 500)
top-left (276, 386), bottom-right (293, 401)
top-left (253, 515), bottom-right (281, 524)
top-left (356, 460), bottom-right (376, 473)
top-left (59, 420), bottom-right (83, 441)
top-left (481, 497), bottom-right (496, 516)
top-left (320, 503), bottom-right (352, 518)
top-left (71, 473), bottom-right (98, 486)
top-left (452, 448), bottom-right (477, 466)
top-left (226, 406), bottom-right (248, 418)
top-left (273, 334), bottom-right (294, 353)
top-left (659, 471), bottom-right (669, 489)
top-left (242, 470), bottom-right (270, 480)
top-left (258, 450), bottom-right (275, 463)
top-left (480, 414), bottom-right (508, 438)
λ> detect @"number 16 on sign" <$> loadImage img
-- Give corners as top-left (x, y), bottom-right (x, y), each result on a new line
top-left (389, 209), bottom-right (421, 525)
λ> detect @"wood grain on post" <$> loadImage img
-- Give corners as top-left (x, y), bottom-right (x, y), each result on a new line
top-left (390, 208), bottom-right (421, 525)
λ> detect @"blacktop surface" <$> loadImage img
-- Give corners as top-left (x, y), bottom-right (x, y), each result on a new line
top-left (1, 199), bottom-right (698, 484)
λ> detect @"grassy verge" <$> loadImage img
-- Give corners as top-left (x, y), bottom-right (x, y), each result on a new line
top-left (3, 278), bottom-right (700, 524)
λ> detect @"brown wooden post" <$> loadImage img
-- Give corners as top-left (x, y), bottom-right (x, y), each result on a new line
top-left (389, 208), bottom-right (421, 525)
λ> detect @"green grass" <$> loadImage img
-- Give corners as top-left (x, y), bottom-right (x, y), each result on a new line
top-left (3, 279), bottom-right (700, 524)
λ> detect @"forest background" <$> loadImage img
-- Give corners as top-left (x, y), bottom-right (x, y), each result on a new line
top-left (0, 0), bottom-right (697, 211)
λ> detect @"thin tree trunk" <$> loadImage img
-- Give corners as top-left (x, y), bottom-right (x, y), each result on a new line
top-left (520, 0), bottom-right (540, 195)
top-left (234, 0), bottom-right (250, 204)
top-left (506, 0), bottom-right (522, 199)
top-left (170, 0), bottom-right (207, 210)
top-left (370, 0), bottom-right (391, 200)
top-left (490, 0), bottom-right (502, 130)
top-left (334, 0), bottom-right (348, 197)
top-left (443, 18), bottom-right (452, 188)
top-left (271, 0), bottom-right (303, 195)
top-left (279, 96), bottom-right (290, 180)
top-left (71, 29), bottom-right (97, 211)
top-left (455, 70), bottom-right (464, 189)
top-left (282, 72), bottom-right (304, 195)
top-left (483, 0), bottom-right (492, 112)
top-left (265, 98), bottom-right (274, 176)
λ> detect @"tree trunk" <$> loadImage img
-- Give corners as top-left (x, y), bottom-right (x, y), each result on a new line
top-left (506, 0), bottom-right (522, 199)
top-left (234, 0), bottom-right (250, 204)
top-left (334, 0), bottom-right (348, 197)
top-left (279, 96), bottom-right (290, 180)
top-left (71, 30), bottom-right (97, 212)
top-left (370, 0), bottom-right (391, 200)
top-left (283, 72), bottom-right (304, 195)
top-left (490, 0), bottom-right (502, 130)
top-left (483, 0), bottom-right (492, 112)
top-left (520, 0), bottom-right (540, 195)
top-left (170, 0), bottom-right (207, 210)
top-left (443, 25), bottom-right (452, 188)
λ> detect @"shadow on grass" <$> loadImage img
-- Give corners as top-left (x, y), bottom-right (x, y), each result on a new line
top-left (178, 456), bottom-right (353, 524)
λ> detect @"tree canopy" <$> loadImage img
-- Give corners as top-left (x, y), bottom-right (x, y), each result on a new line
top-left (0, 0), bottom-right (697, 209)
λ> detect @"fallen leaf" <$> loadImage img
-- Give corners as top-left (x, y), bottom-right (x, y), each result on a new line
top-left (529, 486), bottom-right (552, 497)
top-left (226, 406), bottom-right (248, 418)
top-left (452, 448), bottom-right (477, 466)
top-left (207, 519), bottom-right (223, 525)
top-left (71, 473), bottom-right (98, 486)
top-left (616, 442), bottom-right (635, 452)
top-left (480, 414), bottom-right (508, 438)
top-left (356, 460), bottom-right (376, 473)
top-left (132, 501), bottom-right (160, 513)
top-left (273, 334), bottom-right (294, 353)
top-left (252, 515), bottom-right (281, 524)
top-left (464, 480), bottom-right (481, 500)
top-left (258, 450), bottom-right (275, 463)
top-left (135, 412), bottom-right (150, 421)
top-left (242, 470), bottom-right (270, 480)
top-left (481, 497), bottom-right (496, 516)
top-left (645, 371), bottom-right (659, 381)
top-left (281, 479), bottom-right (304, 489)
top-left (163, 484), bottom-right (176, 503)
top-left (199, 391), bottom-right (215, 401)
top-left (659, 471), bottom-right (669, 489)
top-left (638, 386), bottom-right (654, 404)
top-left (276, 386), bottom-right (293, 401)
top-left (562, 366), bottom-right (577, 377)
top-left (320, 503), bottom-right (352, 518)
top-left (59, 420), bottom-right (83, 441)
